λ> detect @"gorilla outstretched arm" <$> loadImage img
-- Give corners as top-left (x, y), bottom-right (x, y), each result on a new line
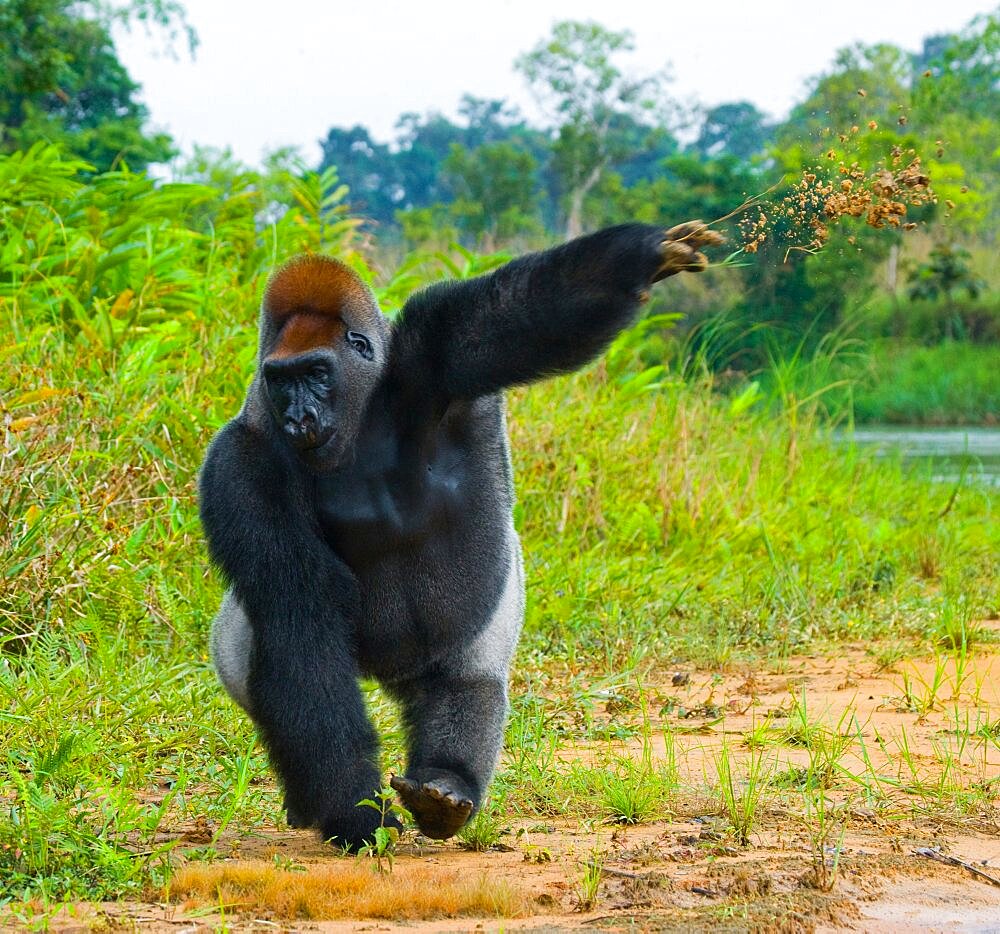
top-left (390, 221), bottom-right (723, 400)
top-left (199, 420), bottom-right (388, 848)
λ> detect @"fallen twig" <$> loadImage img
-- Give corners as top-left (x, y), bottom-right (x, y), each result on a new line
top-left (913, 847), bottom-right (1000, 888)
top-left (690, 885), bottom-right (718, 897)
top-left (601, 866), bottom-right (648, 880)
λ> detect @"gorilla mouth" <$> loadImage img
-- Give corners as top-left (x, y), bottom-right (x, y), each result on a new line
top-left (290, 426), bottom-right (335, 452)
top-left (297, 429), bottom-right (344, 470)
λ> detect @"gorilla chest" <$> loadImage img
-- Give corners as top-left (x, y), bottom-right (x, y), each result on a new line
top-left (314, 437), bottom-right (472, 568)
top-left (312, 403), bottom-right (512, 676)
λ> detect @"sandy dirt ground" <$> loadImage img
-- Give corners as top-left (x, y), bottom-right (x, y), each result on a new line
top-left (16, 633), bottom-right (1000, 933)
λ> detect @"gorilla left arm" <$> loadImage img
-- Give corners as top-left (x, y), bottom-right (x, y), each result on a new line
top-left (389, 221), bottom-right (723, 401)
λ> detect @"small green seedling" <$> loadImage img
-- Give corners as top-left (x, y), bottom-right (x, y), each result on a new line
top-left (357, 788), bottom-right (412, 873)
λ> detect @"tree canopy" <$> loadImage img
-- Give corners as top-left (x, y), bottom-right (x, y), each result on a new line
top-left (0, 0), bottom-right (194, 170)
top-left (515, 20), bottom-right (671, 237)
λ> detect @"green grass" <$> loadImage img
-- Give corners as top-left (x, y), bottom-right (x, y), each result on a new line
top-left (850, 341), bottom-right (1000, 425)
top-left (714, 742), bottom-right (773, 847)
top-left (1, 145), bottom-right (998, 907)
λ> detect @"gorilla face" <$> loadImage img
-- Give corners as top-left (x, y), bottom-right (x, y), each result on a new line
top-left (263, 326), bottom-right (383, 472)
top-left (263, 351), bottom-right (339, 451)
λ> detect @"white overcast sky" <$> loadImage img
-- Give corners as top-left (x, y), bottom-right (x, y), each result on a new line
top-left (115, 0), bottom-right (997, 167)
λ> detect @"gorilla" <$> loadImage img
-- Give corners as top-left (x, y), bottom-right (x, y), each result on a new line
top-left (199, 221), bottom-right (723, 848)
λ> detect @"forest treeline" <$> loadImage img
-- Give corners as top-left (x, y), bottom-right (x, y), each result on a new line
top-left (2, 1), bottom-right (998, 379)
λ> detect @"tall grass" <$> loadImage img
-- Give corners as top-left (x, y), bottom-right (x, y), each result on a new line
top-left (1, 147), bottom-right (997, 901)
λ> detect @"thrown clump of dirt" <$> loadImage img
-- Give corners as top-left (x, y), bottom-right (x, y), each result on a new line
top-left (735, 115), bottom-right (938, 256)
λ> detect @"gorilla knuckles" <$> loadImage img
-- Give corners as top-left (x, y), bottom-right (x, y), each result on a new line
top-left (200, 222), bottom-right (721, 849)
top-left (257, 256), bottom-right (387, 471)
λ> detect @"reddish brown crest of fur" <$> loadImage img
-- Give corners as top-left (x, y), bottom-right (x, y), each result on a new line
top-left (263, 255), bottom-right (369, 358)
top-left (269, 313), bottom-right (346, 358)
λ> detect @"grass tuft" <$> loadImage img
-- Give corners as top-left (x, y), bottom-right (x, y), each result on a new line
top-left (168, 860), bottom-right (531, 920)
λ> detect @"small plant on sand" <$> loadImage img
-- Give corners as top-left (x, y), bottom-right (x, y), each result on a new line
top-left (575, 851), bottom-right (604, 911)
top-left (783, 690), bottom-right (825, 749)
top-left (896, 654), bottom-right (948, 720)
top-left (798, 713), bottom-right (850, 890)
top-left (659, 725), bottom-right (681, 794)
top-left (742, 715), bottom-right (779, 750)
top-left (575, 695), bottom-right (675, 825)
top-left (357, 788), bottom-right (410, 873)
top-left (782, 693), bottom-right (855, 789)
top-left (596, 756), bottom-right (663, 824)
top-left (868, 641), bottom-right (908, 672)
top-left (934, 591), bottom-right (979, 652)
top-left (800, 789), bottom-right (846, 892)
top-left (714, 742), bottom-right (774, 847)
top-left (458, 799), bottom-right (505, 851)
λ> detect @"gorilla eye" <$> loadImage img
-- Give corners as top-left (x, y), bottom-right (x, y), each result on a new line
top-left (346, 331), bottom-right (374, 361)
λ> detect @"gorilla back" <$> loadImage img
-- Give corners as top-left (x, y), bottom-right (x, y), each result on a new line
top-left (199, 221), bottom-right (723, 847)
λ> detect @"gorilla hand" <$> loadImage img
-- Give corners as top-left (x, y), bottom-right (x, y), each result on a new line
top-left (654, 220), bottom-right (727, 280)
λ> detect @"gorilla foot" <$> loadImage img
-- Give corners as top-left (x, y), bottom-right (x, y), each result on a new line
top-left (283, 794), bottom-right (312, 829)
top-left (654, 220), bottom-right (726, 280)
top-left (390, 773), bottom-right (474, 840)
top-left (319, 807), bottom-right (402, 852)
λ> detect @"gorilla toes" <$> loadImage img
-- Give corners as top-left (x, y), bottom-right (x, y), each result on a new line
top-left (390, 773), bottom-right (474, 840)
top-left (654, 220), bottom-right (726, 280)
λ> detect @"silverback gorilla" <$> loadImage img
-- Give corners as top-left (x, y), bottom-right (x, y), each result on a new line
top-left (199, 221), bottom-right (723, 848)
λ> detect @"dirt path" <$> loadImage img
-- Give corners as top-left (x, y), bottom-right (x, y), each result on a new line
top-left (54, 824), bottom-right (1000, 933)
top-left (25, 637), bottom-right (1000, 933)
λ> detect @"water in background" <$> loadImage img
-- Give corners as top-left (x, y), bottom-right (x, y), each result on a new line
top-left (841, 427), bottom-right (1000, 487)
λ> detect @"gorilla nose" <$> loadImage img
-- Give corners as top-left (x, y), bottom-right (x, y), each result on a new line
top-left (284, 410), bottom-right (319, 447)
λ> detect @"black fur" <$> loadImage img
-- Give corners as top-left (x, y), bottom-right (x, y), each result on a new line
top-left (390, 224), bottom-right (671, 400)
top-left (199, 222), bottom-right (717, 847)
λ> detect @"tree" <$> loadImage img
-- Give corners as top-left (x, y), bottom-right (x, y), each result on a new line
top-left (443, 141), bottom-right (541, 244)
top-left (601, 113), bottom-right (677, 186)
top-left (318, 97), bottom-right (555, 231)
top-left (318, 125), bottom-right (402, 225)
top-left (0, 0), bottom-right (194, 171)
top-left (911, 12), bottom-right (1000, 235)
top-left (456, 95), bottom-right (524, 148)
top-left (393, 110), bottom-right (467, 208)
top-left (693, 102), bottom-right (773, 162)
top-left (515, 20), bottom-right (670, 238)
top-left (908, 244), bottom-right (985, 307)
top-left (912, 12), bottom-right (999, 123)
top-left (587, 152), bottom-right (757, 229)
top-left (779, 43), bottom-right (912, 145)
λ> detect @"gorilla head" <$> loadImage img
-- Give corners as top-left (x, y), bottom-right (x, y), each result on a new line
top-left (255, 256), bottom-right (389, 471)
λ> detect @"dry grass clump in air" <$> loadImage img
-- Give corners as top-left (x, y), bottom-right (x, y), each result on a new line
top-left (739, 121), bottom-right (936, 255)
top-left (168, 861), bottom-right (531, 921)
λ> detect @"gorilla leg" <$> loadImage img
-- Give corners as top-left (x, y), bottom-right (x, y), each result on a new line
top-left (389, 530), bottom-right (524, 839)
top-left (247, 612), bottom-right (392, 847)
top-left (210, 592), bottom-right (378, 845)
top-left (208, 593), bottom-right (325, 830)
top-left (200, 421), bottom-right (394, 849)
top-left (389, 674), bottom-right (509, 839)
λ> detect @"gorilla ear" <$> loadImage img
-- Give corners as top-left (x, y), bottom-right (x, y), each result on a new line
top-left (263, 255), bottom-right (372, 324)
